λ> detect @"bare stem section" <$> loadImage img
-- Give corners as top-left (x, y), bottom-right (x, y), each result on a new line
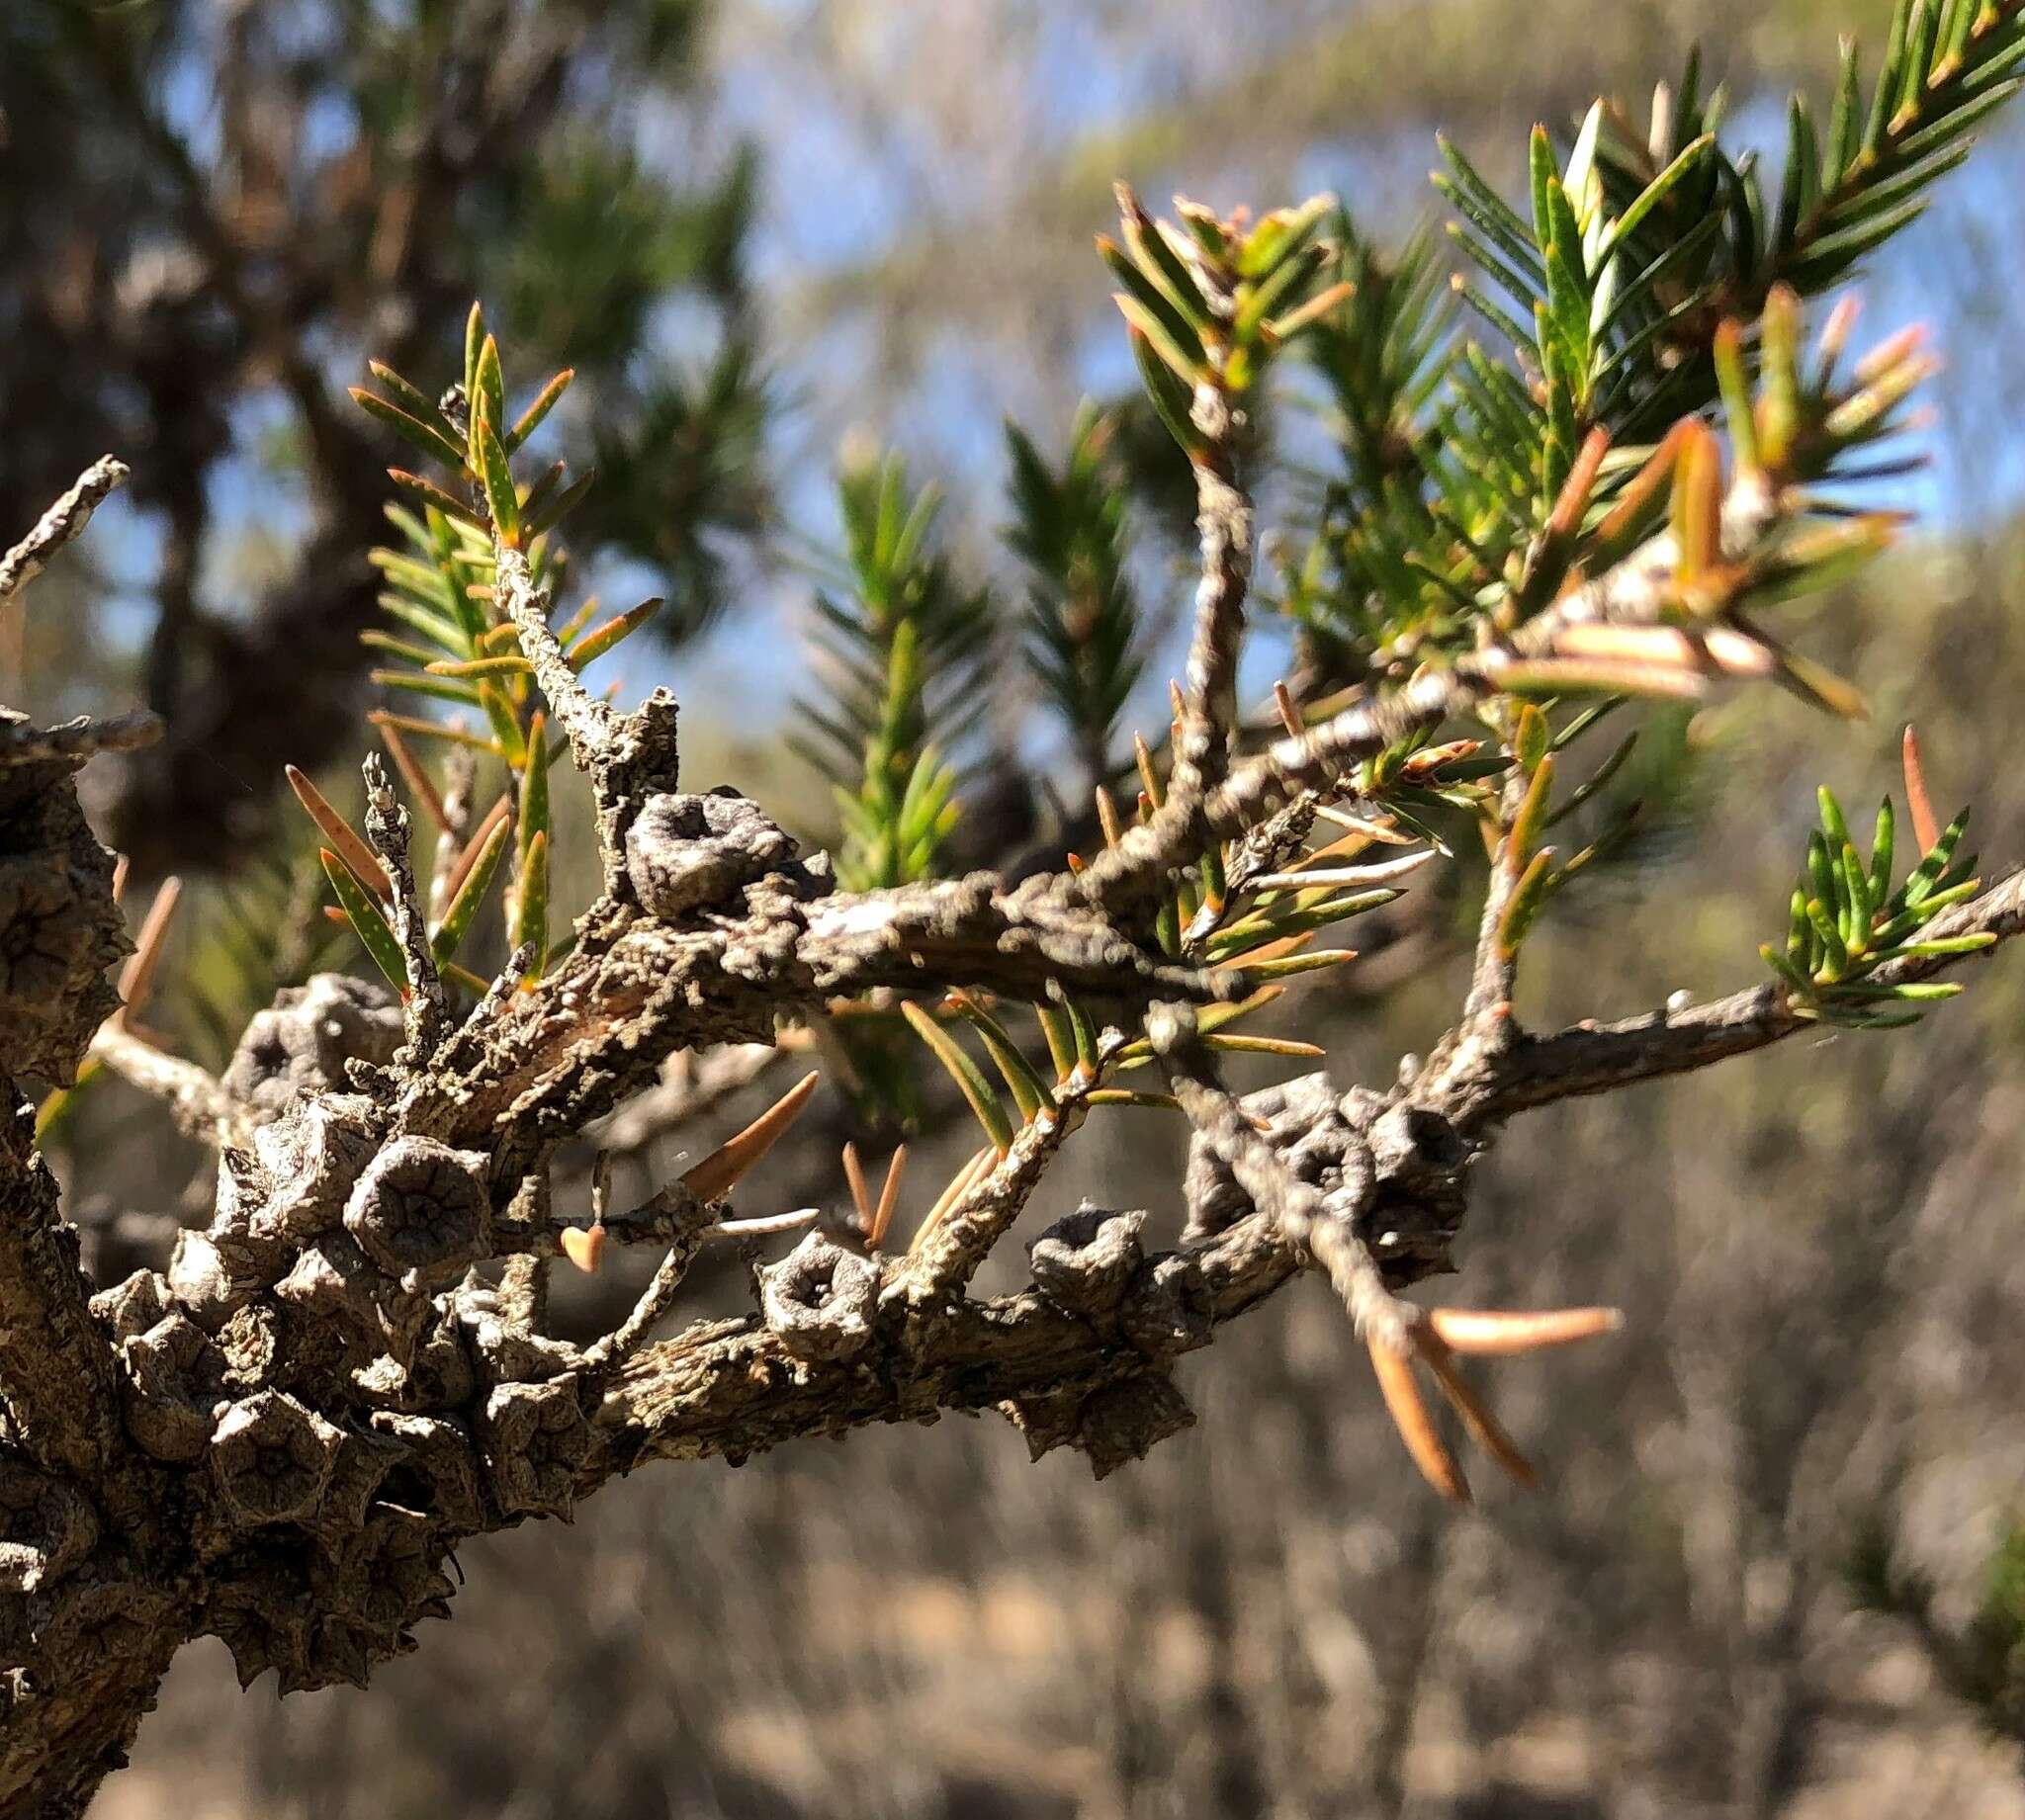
top-left (0, 456), bottom-right (129, 607)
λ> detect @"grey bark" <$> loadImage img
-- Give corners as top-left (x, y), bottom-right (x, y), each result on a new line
top-left (0, 403), bottom-right (2015, 1816)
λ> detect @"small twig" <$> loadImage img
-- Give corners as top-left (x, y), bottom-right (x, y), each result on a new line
top-left (492, 541), bottom-right (680, 887)
top-left (0, 710), bottom-right (163, 771)
top-left (493, 546), bottom-right (619, 781)
top-left (89, 1023), bottom-right (255, 1150)
top-left (0, 456), bottom-right (129, 605)
top-left (578, 1192), bottom-right (732, 1375)
top-left (1149, 1004), bottom-right (1484, 1497)
top-left (362, 752), bottom-right (446, 1061)
top-left (1453, 764), bottom-right (1533, 1039)
top-left (1154, 1003), bottom-right (1628, 1500)
top-left (708, 1206), bottom-right (823, 1240)
top-left (1075, 363), bottom-right (1252, 911)
top-left (1427, 864), bottom-right (2025, 1131)
top-left (1168, 398), bottom-right (1251, 802)
top-left (579, 1246), bottom-right (697, 1374)
top-left (1151, 1009), bottom-right (1401, 1342)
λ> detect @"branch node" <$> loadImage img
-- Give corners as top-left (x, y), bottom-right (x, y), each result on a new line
top-left (759, 1233), bottom-right (880, 1362)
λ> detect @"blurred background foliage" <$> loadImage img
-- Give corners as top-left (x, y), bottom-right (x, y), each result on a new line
top-left (11, 0), bottom-right (2025, 1813)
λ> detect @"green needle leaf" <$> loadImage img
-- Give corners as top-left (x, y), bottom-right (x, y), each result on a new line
top-left (1529, 124), bottom-right (1557, 251)
top-left (367, 712), bottom-right (506, 758)
top-left (567, 597), bottom-right (664, 670)
top-left (1870, 797), bottom-right (1896, 912)
top-left (440, 961), bottom-right (492, 997)
top-left (425, 654), bottom-right (536, 680)
top-left (351, 390), bottom-right (469, 473)
top-left (1807, 896), bottom-right (1850, 979)
top-left (1817, 786), bottom-right (1855, 857)
top-left (902, 1000), bottom-right (1014, 1152)
top-left (1035, 1004), bottom-right (1078, 1083)
top-left (477, 684), bottom-right (528, 767)
top-left (1807, 831), bottom-right (1843, 925)
top-left (1839, 841), bottom-right (1871, 947)
top-left (518, 710), bottom-right (551, 863)
top-left (373, 669), bottom-right (484, 707)
top-left (1114, 293), bottom-right (1204, 387)
top-left (1126, 328), bottom-right (1205, 455)
top-left (948, 992), bottom-right (1056, 1121)
top-left (1115, 188), bottom-right (1211, 322)
top-left (1232, 241), bottom-right (1324, 341)
top-left (388, 468), bottom-right (486, 531)
top-left (1495, 849), bottom-right (1556, 959)
top-left (507, 369), bottom-right (573, 453)
top-left (1595, 134), bottom-right (1717, 264)
top-left (512, 829), bottom-right (550, 984)
top-left (1904, 808), bottom-right (1971, 904)
top-left (463, 303), bottom-right (485, 415)
top-left (322, 848), bottom-right (407, 993)
top-left (374, 592), bottom-right (468, 655)
top-left (1886, 931), bottom-right (1996, 958)
top-left (1239, 949), bottom-right (1360, 980)
top-left (1763, 942), bottom-right (1817, 998)
top-left (523, 468), bottom-right (597, 539)
top-left (360, 630), bottom-right (444, 669)
top-left (1100, 238), bottom-right (1208, 367)
top-left (1506, 754), bottom-right (1556, 868)
top-left (1065, 997), bottom-right (1102, 1079)
top-left (367, 361), bottom-right (452, 433)
top-left (474, 413), bottom-right (520, 548)
top-left (471, 335), bottom-right (506, 464)
top-left (1202, 1032), bottom-right (1327, 1060)
top-left (430, 816), bottom-right (511, 967)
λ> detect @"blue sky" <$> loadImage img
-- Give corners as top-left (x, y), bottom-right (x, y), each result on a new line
top-left (82, 6), bottom-right (2025, 776)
